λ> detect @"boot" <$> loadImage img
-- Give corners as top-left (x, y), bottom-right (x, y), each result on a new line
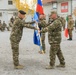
top-left (46, 65), bottom-right (54, 69)
top-left (69, 38), bottom-right (72, 40)
top-left (67, 38), bottom-right (72, 40)
top-left (14, 64), bottom-right (24, 69)
top-left (38, 50), bottom-right (45, 54)
top-left (56, 64), bottom-right (65, 68)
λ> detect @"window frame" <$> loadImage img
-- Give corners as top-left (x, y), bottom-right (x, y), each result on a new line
top-left (8, 0), bottom-right (13, 5)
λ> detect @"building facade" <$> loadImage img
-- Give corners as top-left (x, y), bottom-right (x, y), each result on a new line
top-left (0, 0), bottom-right (76, 25)
top-left (0, 0), bottom-right (17, 25)
top-left (43, 0), bottom-right (76, 20)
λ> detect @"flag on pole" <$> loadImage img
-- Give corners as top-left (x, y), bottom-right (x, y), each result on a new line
top-left (33, 13), bottom-right (40, 46)
top-left (36, 0), bottom-right (44, 17)
top-left (64, 15), bottom-right (68, 38)
top-left (33, 0), bottom-right (44, 49)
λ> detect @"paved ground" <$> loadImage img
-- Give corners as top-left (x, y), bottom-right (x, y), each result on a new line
top-left (0, 28), bottom-right (76, 75)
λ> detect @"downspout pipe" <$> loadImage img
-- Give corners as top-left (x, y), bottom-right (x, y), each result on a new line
top-left (71, 0), bottom-right (72, 15)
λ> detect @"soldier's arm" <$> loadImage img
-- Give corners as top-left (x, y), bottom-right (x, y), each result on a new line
top-left (41, 26), bottom-right (48, 33)
top-left (40, 23), bottom-right (54, 33)
top-left (23, 21), bottom-right (37, 30)
top-left (41, 20), bottom-right (60, 33)
top-left (70, 20), bottom-right (74, 29)
top-left (40, 23), bottom-right (52, 33)
top-left (24, 21), bottom-right (35, 24)
top-left (38, 20), bottom-right (47, 28)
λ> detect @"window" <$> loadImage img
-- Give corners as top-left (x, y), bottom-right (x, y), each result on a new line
top-left (52, 2), bottom-right (57, 9)
top-left (8, 1), bottom-right (13, 5)
top-left (0, 12), bottom-right (2, 16)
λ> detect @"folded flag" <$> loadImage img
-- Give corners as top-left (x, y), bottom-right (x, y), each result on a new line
top-left (33, 0), bottom-right (44, 50)
top-left (64, 15), bottom-right (68, 38)
top-left (33, 12), bottom-right (40, 46)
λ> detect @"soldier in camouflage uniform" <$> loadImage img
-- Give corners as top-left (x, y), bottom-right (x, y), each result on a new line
top-left (10, 10), bottom-right (37, 69)
top-left (38, 14), bottom-right (47, 54)
top-left (0, 20), bottom-right (2, 31)
top-left (9, 16), bottom-right (14, 28)
top-left (75, 20), bottom-right (76, 30)
top-left (40, 11), bottom-right (65, 69)
top-left (9, 21), bottom-right (13, 28)
top-left (10, 16), bottom-right (14, 24)
top-left (67, 15), bottom-right (74, 40)
top-left (2, 21), bottom-right (7, 31)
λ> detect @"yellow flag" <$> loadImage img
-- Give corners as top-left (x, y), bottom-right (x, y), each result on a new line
top-left (12, 0), bottom-right (36, 14)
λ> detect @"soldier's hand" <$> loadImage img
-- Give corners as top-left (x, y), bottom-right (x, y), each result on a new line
top-left (35, 21), bottom-right (38, 24)
top-left (30, 21), bottom-right (35, 24)
top-left (35, 27), bottom-right (39, 30)
top-left (38, 29), bottom-right (41, 33)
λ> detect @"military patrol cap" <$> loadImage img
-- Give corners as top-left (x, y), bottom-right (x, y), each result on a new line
top-left (19, 10), bottom-right (26, 15)
top-left (50, 11), bottom-right (57, 15)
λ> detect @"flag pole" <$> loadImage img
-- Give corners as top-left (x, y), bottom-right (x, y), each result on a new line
top-left (33, 0), bottom-right (44, 54)
top-left (36, 22), bottom-right (44, 53)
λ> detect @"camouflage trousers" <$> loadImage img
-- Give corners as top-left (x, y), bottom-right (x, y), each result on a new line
top-left (41, 33), bottom-right (45, 51)
top-left (11, 41), bottom-right (19, 66)
top-left (49, 44), bottom-right (65, 66)
top-left (68, 29), bottom-right (73, 39)
top-left (1, 27), bottom-right (6, 31)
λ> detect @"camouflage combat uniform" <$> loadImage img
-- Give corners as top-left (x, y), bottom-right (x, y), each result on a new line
top-left (2, 22), bottom-right (7, 31)
top-left (9, 20), bottom-right (14, 31)
top-left (59, 17), bottom-right (66, 30)
top-left (38, 19), bottom-right (47, 52)
top-left (10, 17), bottom-right (36, 66)
top-left (75, 20), bottom-right (76, 30)
top-left (9, 22), bottom-right (13, 27)
top-left (0, 21), bottom-right (2, 31)
top-left (41, 18), bottom-right (65, 67)
top-left (67, 17), bottom-right (74, 40)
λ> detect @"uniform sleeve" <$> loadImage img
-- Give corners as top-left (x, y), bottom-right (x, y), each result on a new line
top-left (41, 26), bottom-right (48, 33)
top-left (70, 20), bottom-right (74, 29)
top-left (38, 20), bottom-right (47, 28)
top-left (14, 18), bottom-right (21, 25)
top-left (41, 20), bottom-right (60, 33)
top-left (23, 21), bottom-right (37, 29)
top-left (24, 21), bottom-right (35, 24)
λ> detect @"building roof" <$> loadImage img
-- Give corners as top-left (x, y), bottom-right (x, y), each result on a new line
top-left (42, 0), bottom-right (56, 4)
top-left (42, 0), bottom-right (69, 4)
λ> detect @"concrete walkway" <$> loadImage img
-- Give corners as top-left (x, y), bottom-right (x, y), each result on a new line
top-left (0, 28), bottom-right (76, 75)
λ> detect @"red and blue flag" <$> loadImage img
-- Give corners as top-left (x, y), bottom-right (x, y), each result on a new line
top-left (36, 0), bottom-right (44, 17)
top-left (33, 0), bottom-right (44, 48)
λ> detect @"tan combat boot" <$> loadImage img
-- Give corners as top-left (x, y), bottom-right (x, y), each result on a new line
top-left (56, 64), bottom-right (65, 68)
top-left (14, 64), bottom-right (24, 69)
top-left (38, 50), bottom-right (45, 54)
top-left (46, 65), bottom-right (54, 69)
